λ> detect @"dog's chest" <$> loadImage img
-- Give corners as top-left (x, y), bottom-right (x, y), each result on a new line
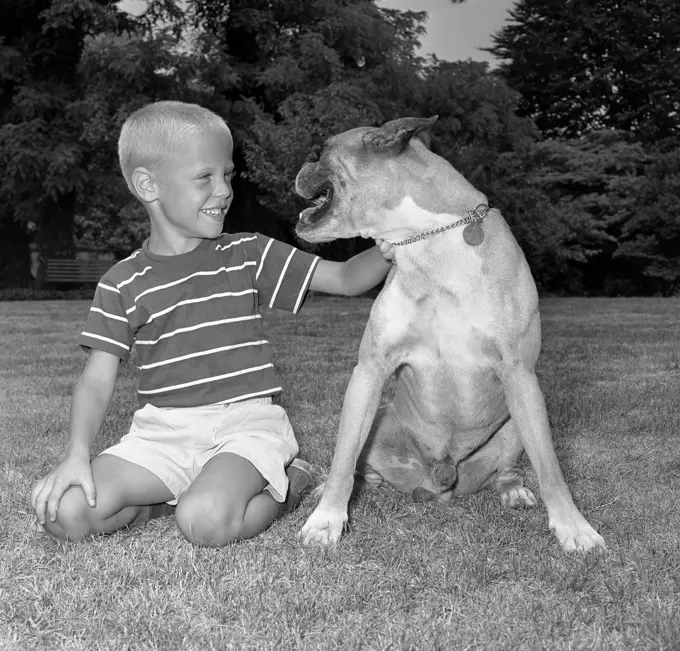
top-left (374, 280), bottom-right (498, 371)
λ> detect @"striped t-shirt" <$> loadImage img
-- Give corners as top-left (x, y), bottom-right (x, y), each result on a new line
top-left (78, 233), bottom-right (320, 408)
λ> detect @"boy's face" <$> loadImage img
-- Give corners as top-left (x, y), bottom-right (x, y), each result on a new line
top-left (151, 128), bottom-right (235, 245)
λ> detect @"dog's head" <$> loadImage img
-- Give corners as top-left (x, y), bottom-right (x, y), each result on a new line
top-left (295, 116), bottom-right (486, 243)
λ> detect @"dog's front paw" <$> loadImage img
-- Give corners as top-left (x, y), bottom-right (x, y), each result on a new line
top-left (298, 506), bottom-right (347, 546)
top-left (550, 517), bottom-right (606, 552)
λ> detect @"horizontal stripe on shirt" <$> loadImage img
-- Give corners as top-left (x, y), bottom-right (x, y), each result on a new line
top-left (139, 340), bottom-right (268, 370)
top-left (138, 362), bottom-right (274, 395)
top-left (135, 314), bottom-right (262, 346)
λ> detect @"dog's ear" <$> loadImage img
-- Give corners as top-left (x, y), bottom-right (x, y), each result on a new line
top-left (362, 116), bottom-right (438, 153)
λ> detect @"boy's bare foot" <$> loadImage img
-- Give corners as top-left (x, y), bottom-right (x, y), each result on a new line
top-left (280, 459), bottom-right (314, 516)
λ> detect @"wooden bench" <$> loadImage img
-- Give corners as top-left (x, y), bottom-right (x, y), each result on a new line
top-left (46, 259), bottom-right (116, 285)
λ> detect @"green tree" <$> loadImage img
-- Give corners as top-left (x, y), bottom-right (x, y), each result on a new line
top-left (74, 20), bottom-right (238, 256)
top-left (0, 0), bottom-right (556, 290)
top-left (174, 1), bottom-right (538, 263)
top-left (0, 0), bottom-right (131, 286)
top-left (0, 0), bottom-right (240, 284)
top-left (487, 0), bottom-right (680, 142)
top-left (485, 148), bottom-right (589, 294)
top-left (489, 130), bottom-right (680, 295)
top-left (612, 144), bottom-right (680, 295)
top-left (526, 131), bottom-right (645, 294)
top-left (415, 59), bottom-right (536, 183)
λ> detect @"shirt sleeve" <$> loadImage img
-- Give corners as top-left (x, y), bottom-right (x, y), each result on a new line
top-left (78, 276), bottom-right (133, 361)
top-left (251, 233), bottom-right (320, 313)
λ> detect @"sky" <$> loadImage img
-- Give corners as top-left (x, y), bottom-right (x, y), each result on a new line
top-left (121, 0), bottom-right (517, 67)
top-left (379, 0), bottom-right (516, 67)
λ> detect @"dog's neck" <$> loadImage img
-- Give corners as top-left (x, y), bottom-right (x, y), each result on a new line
top-left (371, 154), bottom-right (488, 244)
top-left (375, 197), bottom-right (485, 245)
top-left (391, 204), bottom-right (488, 247)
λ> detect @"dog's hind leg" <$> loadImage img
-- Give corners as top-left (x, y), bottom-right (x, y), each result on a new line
top-left (355, 403), bottom-right (430, 497)
top-left (454, 419), bottom-right (536, 509)
top-left (493, 419), bottom-right (537, 509)
top-left (351, 467), bottom-right (384, 499)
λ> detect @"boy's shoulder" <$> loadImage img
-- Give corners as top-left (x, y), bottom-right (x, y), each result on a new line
top-left (97, 232), bottom-right (297, 288)
top-left (214, 232), bottom-right (308, 253)
top-left (212, 232), bottom-right (279, 260)
top-left (98, 248), bottom-right (147, 289)
top-left (214, 231), bottom-right (262, 251)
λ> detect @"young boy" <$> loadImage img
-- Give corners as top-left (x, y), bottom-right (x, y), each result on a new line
top-left (31, 101), bottom-right (394, 547)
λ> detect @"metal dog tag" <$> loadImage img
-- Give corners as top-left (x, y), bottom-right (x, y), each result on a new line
top-left (463, 221), bottom-right (484, 246)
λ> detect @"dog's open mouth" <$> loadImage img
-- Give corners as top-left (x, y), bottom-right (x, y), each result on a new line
top-left (299, 181), bottom-right (334, 223)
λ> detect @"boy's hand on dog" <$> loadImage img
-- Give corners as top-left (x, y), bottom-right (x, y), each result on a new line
top-left (31, 454), bottom-right (96, 525)
top-left (375, 238), bottom-right (396, 262)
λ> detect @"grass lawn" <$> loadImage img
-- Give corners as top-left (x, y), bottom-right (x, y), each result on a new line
top-left (1, 296), bottom-right (679, 650)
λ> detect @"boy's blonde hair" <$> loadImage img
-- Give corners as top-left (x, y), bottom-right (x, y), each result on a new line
top-left (118, 101), bottom-right (230, 193)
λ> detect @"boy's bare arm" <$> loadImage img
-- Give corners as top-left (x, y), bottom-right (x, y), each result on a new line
top-left (310, 241), bottom-right (394, 296)
top-left (66, 349), bottom-right (120, 458)
top-left (31, 350), bottom-right (120, 524)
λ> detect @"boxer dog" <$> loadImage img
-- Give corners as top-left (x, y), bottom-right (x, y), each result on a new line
top-left (295, 116), bottom-right (605, 552)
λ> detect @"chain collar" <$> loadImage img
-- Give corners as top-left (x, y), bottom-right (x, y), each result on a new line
top-left (392, 204), bottom-right (489, 246)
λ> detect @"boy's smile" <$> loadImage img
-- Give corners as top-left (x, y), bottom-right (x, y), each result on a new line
top-left (201, 207), bottom-right (228, 222)
top-left (144, 128), bottom-right (235, 255)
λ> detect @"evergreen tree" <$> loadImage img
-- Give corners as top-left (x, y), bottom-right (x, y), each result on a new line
top-left (613, 144), bottom-right (680, 295)
top-left (487, 0), bottom-right (680, 141)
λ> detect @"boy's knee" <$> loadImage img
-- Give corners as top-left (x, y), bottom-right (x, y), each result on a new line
top-left (44, 488), bottom-right (98, 542)
top-left (175, 494), bottom-right (242, 547)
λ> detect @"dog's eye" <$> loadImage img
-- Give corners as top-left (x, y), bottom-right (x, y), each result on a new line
top-left (306, 143), bottom-right (323, 163)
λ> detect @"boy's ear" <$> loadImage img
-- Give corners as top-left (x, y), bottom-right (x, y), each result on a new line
top-left (131, 167), bottom-right (158, 203)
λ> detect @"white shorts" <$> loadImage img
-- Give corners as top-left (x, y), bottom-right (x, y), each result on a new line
top-left (99, 397), bottom-right (298, 505)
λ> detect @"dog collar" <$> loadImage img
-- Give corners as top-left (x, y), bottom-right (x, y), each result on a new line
top-left (392, 204), bottom-right (489, 246)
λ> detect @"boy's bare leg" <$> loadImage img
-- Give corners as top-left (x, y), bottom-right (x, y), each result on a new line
top-left (175, 452), bottom-right (286, 547)
top-left (43, 454), bottom-right (174, 542)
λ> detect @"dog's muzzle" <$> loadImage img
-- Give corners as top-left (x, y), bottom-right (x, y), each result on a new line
top-left (295, 163), bottom-right (335, 224)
